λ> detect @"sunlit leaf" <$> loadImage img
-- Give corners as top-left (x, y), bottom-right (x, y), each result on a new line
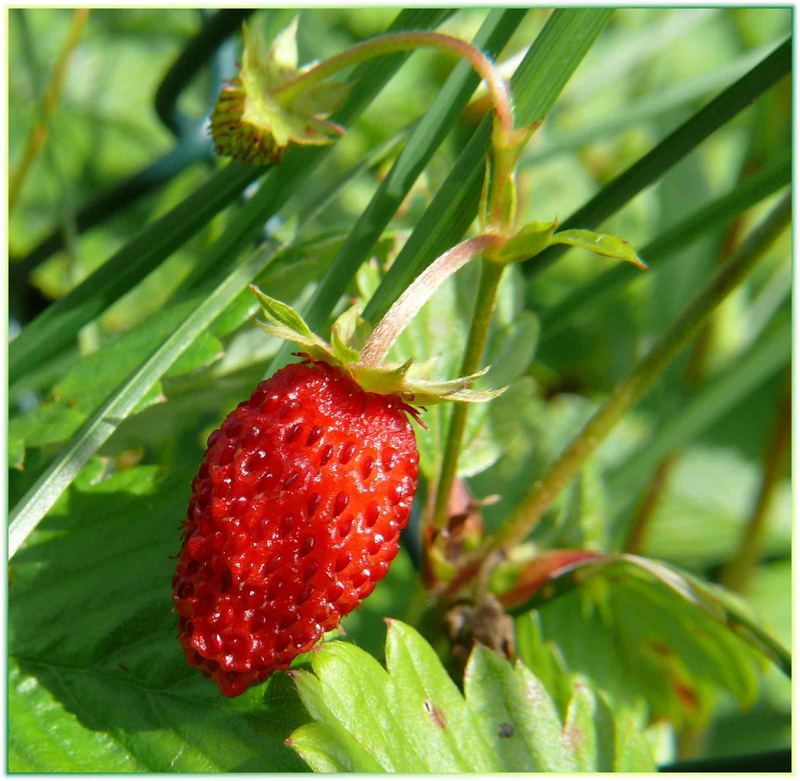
top-left (289, 619), bottom-right (655, 771)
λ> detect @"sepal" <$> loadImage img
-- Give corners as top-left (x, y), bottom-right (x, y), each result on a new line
top-left (330, 305), bottom-right (372, 360)
top-left (250, 285), bottom-right (506, 406)
top-left (210, 20), bottom-right (349, 165)
top-left (250, 285), bottom-right (331, 361)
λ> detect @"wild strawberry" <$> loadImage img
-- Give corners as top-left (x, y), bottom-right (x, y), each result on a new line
top-left (172, 286), bottom-right (502, 696)
top-left (173, 359), bottom-right (419, 696)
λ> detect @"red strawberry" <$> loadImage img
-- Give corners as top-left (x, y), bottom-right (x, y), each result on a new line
top-left (172, 358), bottom-right (419, 696)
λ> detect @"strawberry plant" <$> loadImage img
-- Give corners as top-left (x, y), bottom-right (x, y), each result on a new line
top-left (8, 7), bottom-right (791, 773)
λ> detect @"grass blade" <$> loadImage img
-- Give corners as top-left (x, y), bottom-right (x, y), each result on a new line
top-left (523, 36), bottom-right (791, 276)
top-left (363, 8), bottom-right (615, 324)
top-left (540, 156), bottom-right (791, 338)
top-left (560, 8), bottom-right (718, 104)
top-left (527, 41), bottom-right (778, 165)
top-left (264, 8), bottom-right (527, 375)
top-left (9, 161), bottom-right (264, 382)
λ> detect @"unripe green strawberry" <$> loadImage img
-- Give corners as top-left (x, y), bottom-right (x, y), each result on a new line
top-left (172, 359), bottom-right (419, 696)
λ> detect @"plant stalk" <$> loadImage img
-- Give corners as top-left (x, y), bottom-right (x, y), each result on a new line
top-left (275, 31), bottom-right (513, 135)
top-left (9, 8), bottom-right (89, 213)
top-left (623, 454), bottom-right (677, 554)
top-left (718, 367), bottom-right (791, 593)
top-left (359, 234), bottom-right (504, 366)
top-left (440, 190), bottom-right (791, 601)
top-left (431, 259), bottom-right (506, 530)
top-left (495, 191), bottom-right (791, 551)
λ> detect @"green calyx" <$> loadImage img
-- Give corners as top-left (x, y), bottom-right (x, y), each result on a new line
top-left (210, 20), bottom-right (348, 165)
top-left (250, 285), bottom-right (505, 406)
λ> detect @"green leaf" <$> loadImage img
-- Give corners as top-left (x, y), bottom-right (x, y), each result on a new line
top-left (513, 553), bottom-right (785, 729)
top-left (292, 638), bottom-right (423, 771)
top-left (464, 645), bottom-right (574, 771)
top-left (289, 620), bottom-right (656, 772)
top-left (628, 555), bottom-right (790, 676)
top-left (8, 658), bottom-right (146, 772)
top-left (512, 611), bottom-right (575, 717)
top-left (458, 377), bottom-right (535, 479)
top-left (489, 219), bottom-right (558, 264)
top-left (9, 463), bottom-right (308, 772)
top-left (454, 302), bottom-right (539, 477)
top-left (10, 301), bottom-right (224, 458)
top-left (289, 721), bottom-right (382, 772)
top-left (562, 682), bottom-right (656, 771)
top-left (550, 228), bottom-right (647, 269)
top-left (384, 619), bottom-right (499, 772)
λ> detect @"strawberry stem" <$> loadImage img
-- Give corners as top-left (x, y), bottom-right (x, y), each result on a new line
top-left (717, 366), bottom-right (791, 594)
top-left (274, 31), bottom-right (513, 136)
top-left (438, 190), bottom-right (790, 603)
top-left (359, 234), bottom-right (504, 366)
top-left (430, 259), bottom-right (505, 531)
top-left (494, 191), bottom-right (790, 553)
top-left (275, 30), bottom-right (521, 233)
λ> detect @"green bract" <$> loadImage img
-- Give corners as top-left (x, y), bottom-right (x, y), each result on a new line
top-left (250, 285), bottom-right (506, 406)
top-left (488, 220), bottom-right (647, 268)
top-left (210, 20), bottom-right (348, 165)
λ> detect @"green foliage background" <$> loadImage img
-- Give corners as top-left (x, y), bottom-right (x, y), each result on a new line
top-left (8, 7), bottom-right (791, 773)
